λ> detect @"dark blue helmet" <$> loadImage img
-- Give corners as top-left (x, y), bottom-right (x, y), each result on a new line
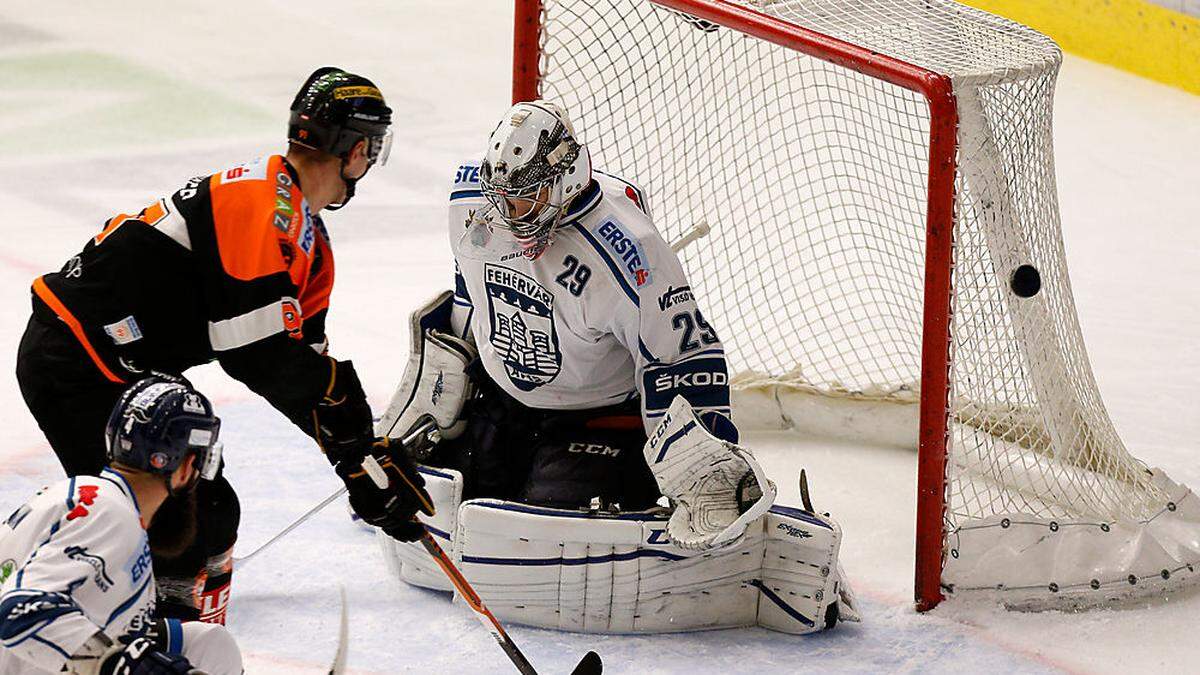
top-left (105, 377), bottom-right (222, 481)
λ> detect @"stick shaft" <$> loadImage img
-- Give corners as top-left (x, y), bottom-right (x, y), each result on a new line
top-left (419, 531), bottom-right (538, 675)
top-left (234, 486), bottom-right (347, 568)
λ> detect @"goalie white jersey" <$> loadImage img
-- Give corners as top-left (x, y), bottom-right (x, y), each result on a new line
top-left (448, 162), bottom-right (731, 432)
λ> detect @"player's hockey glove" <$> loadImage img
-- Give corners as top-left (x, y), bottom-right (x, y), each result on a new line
top-left (311, 357), bottom-right (374, 457)
top-left (98, 636), bottom-right (198, 675)
top-left (333, 437), bottom-right (435, 542)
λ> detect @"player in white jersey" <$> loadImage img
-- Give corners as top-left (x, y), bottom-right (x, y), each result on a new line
top-left (0, 377), bottom-right (241, 674)
top-left (380, 101), bottom-right (772, 551)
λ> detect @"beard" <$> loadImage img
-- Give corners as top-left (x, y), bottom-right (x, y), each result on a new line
top-left (147, 487), bottom-right (199, 559)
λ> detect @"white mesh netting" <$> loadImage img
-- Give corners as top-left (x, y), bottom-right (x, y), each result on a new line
top-left (530, 0), bottom-right (1200, 605)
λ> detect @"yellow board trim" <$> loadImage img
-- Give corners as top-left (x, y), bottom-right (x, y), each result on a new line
top-left (962, 0), bottom-right (1200, 95)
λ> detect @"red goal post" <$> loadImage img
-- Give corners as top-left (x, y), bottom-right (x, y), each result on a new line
top-left (512, 0), bottom-right (956, 611)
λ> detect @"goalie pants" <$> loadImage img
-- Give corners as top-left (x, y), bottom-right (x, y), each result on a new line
top-left (433, 368), bottom-right (661, 510)
top-left (15, 312), bottom-right (239, 623)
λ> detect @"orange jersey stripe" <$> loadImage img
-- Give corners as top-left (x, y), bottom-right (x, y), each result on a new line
top-left (32, 276), bottom-right (126, 384)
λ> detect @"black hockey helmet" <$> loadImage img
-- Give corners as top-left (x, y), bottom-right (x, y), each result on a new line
top-left (105, 376), bottom-right (222, 483)
top-left (288, 67), bottom-right (393, 167)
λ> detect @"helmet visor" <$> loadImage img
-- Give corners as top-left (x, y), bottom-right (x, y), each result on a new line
top-left (179, 420), bottom-right (222, 481)
top-left (368, 129), bottom-right (393, 167)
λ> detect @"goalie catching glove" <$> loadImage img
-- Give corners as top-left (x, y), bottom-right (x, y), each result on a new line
top-left (645, 396), bottom-right (777, 550)
top-left (376, 291), bottom-right (477, 454)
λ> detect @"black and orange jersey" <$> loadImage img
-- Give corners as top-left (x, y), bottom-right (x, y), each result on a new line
top-left (33, 155), bottom-right (337, 423)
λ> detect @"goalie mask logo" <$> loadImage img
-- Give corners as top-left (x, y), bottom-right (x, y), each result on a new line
top-left (484, 264), bottom-right (562, 391)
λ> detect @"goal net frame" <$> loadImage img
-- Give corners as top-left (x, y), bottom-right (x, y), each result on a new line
top-left (511, 0), bottom-right (1200, 613)
top-left (515, 0), bottom-right (956, 610)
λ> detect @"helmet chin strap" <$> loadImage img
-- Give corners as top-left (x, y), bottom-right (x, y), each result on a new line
top-left (326, 157), bottom-right (372, 211)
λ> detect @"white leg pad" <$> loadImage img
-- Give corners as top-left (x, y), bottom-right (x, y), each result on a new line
top-left (375, 466), bottom-right (464, 592)
top-left (427, 499), bottom-right (856, 634)
top-left (757, 506), bottom-right (860, 632)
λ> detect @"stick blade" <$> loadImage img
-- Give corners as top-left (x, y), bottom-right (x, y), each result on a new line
top-left (570, 651), bottom-right (603, 675)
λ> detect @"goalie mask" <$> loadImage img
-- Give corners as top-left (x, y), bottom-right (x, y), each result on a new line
top-left (478, 101), bottom-right (592, 252)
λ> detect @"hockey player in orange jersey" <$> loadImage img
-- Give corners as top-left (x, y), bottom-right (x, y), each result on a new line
top-left (15, 67), bottom-right (433, 624)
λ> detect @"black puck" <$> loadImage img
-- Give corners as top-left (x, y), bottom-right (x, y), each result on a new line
top-left (1011, 264), bottom-right (1042, 298)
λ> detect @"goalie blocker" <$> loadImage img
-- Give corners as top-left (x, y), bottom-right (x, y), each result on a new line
top-left (378, 465), bottom-right (858, 634)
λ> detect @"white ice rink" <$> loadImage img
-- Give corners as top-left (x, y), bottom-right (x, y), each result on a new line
top-left (1, 2), bottom-right (1198, 673)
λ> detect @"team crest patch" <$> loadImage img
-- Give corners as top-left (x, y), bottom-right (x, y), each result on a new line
top-left (484, 264), bottom-right (562, 391)
top-left (0, 559), bottom-right (14, 584)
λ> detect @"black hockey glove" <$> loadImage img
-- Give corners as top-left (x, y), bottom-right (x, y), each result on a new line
top-left (311, 358), bottom-right (374, 457)
top-left (99, 636), bottom-right (197, 675)
top-left (333, 438), bottom-right (435, 542)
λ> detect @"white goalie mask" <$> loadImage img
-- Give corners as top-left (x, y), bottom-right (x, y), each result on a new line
top-left (478, 101), bottom-right (592, 249)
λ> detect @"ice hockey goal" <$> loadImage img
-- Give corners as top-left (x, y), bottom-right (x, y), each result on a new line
top-left (513, 0), bottom-right (1200, 611)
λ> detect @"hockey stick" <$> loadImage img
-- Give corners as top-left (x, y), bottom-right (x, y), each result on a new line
top-left (328, 586), bottom-right (349, 675)
top-left (418, 530), bottom-right (602, 675)
top-left (233, 419), bottom-right (440, 569)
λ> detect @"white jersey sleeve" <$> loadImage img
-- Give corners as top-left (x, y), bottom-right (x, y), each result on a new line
top-left (448, 161), bottom-right (481, 341)
top-left (0, 471), bottom-right (155, 673)
top-left (579, 182), bottom-right (733, 433)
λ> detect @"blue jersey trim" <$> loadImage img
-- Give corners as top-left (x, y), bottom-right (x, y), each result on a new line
top-left (450, 188), bottom-right (483, 201)
top-left (0, 590), bottom-right (82, 649)
top-left (30, 633), bottom-right (71, 659)
top-left (454, 271), bottom-right (471, 303)
top-left (165, 618), bottom-right (184, 654)
top-left (103, 573), bottom-right (152, 629)
top-left (560, 180), bottom-right (603, 225)
top-left (64, 477), bottom-right (76, 512)
top-left (638, 339), bottom-right (655, 362)
top-left (100, 469), bottom-right (140, 515)
top-left (571, 224), bottom-right (640, 307)
top-left (15, 521), bottom-right (61, 590)
top-left (644, 347), bottom-right (726, 367)
top-left (1, 616), bottom-right (56, 648)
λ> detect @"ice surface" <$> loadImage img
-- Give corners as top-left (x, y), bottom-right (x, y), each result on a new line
top-left (0, 2), bottom-right (1197, 673)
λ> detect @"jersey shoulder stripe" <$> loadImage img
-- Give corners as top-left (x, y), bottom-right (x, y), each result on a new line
top-left (569, 222), bottom-right (640, 307)
top-left (560, 180), bottom-right (603, 224)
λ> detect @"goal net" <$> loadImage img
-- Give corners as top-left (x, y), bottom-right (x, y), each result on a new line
top-left (516, 0), bottom-right (1200, 609)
